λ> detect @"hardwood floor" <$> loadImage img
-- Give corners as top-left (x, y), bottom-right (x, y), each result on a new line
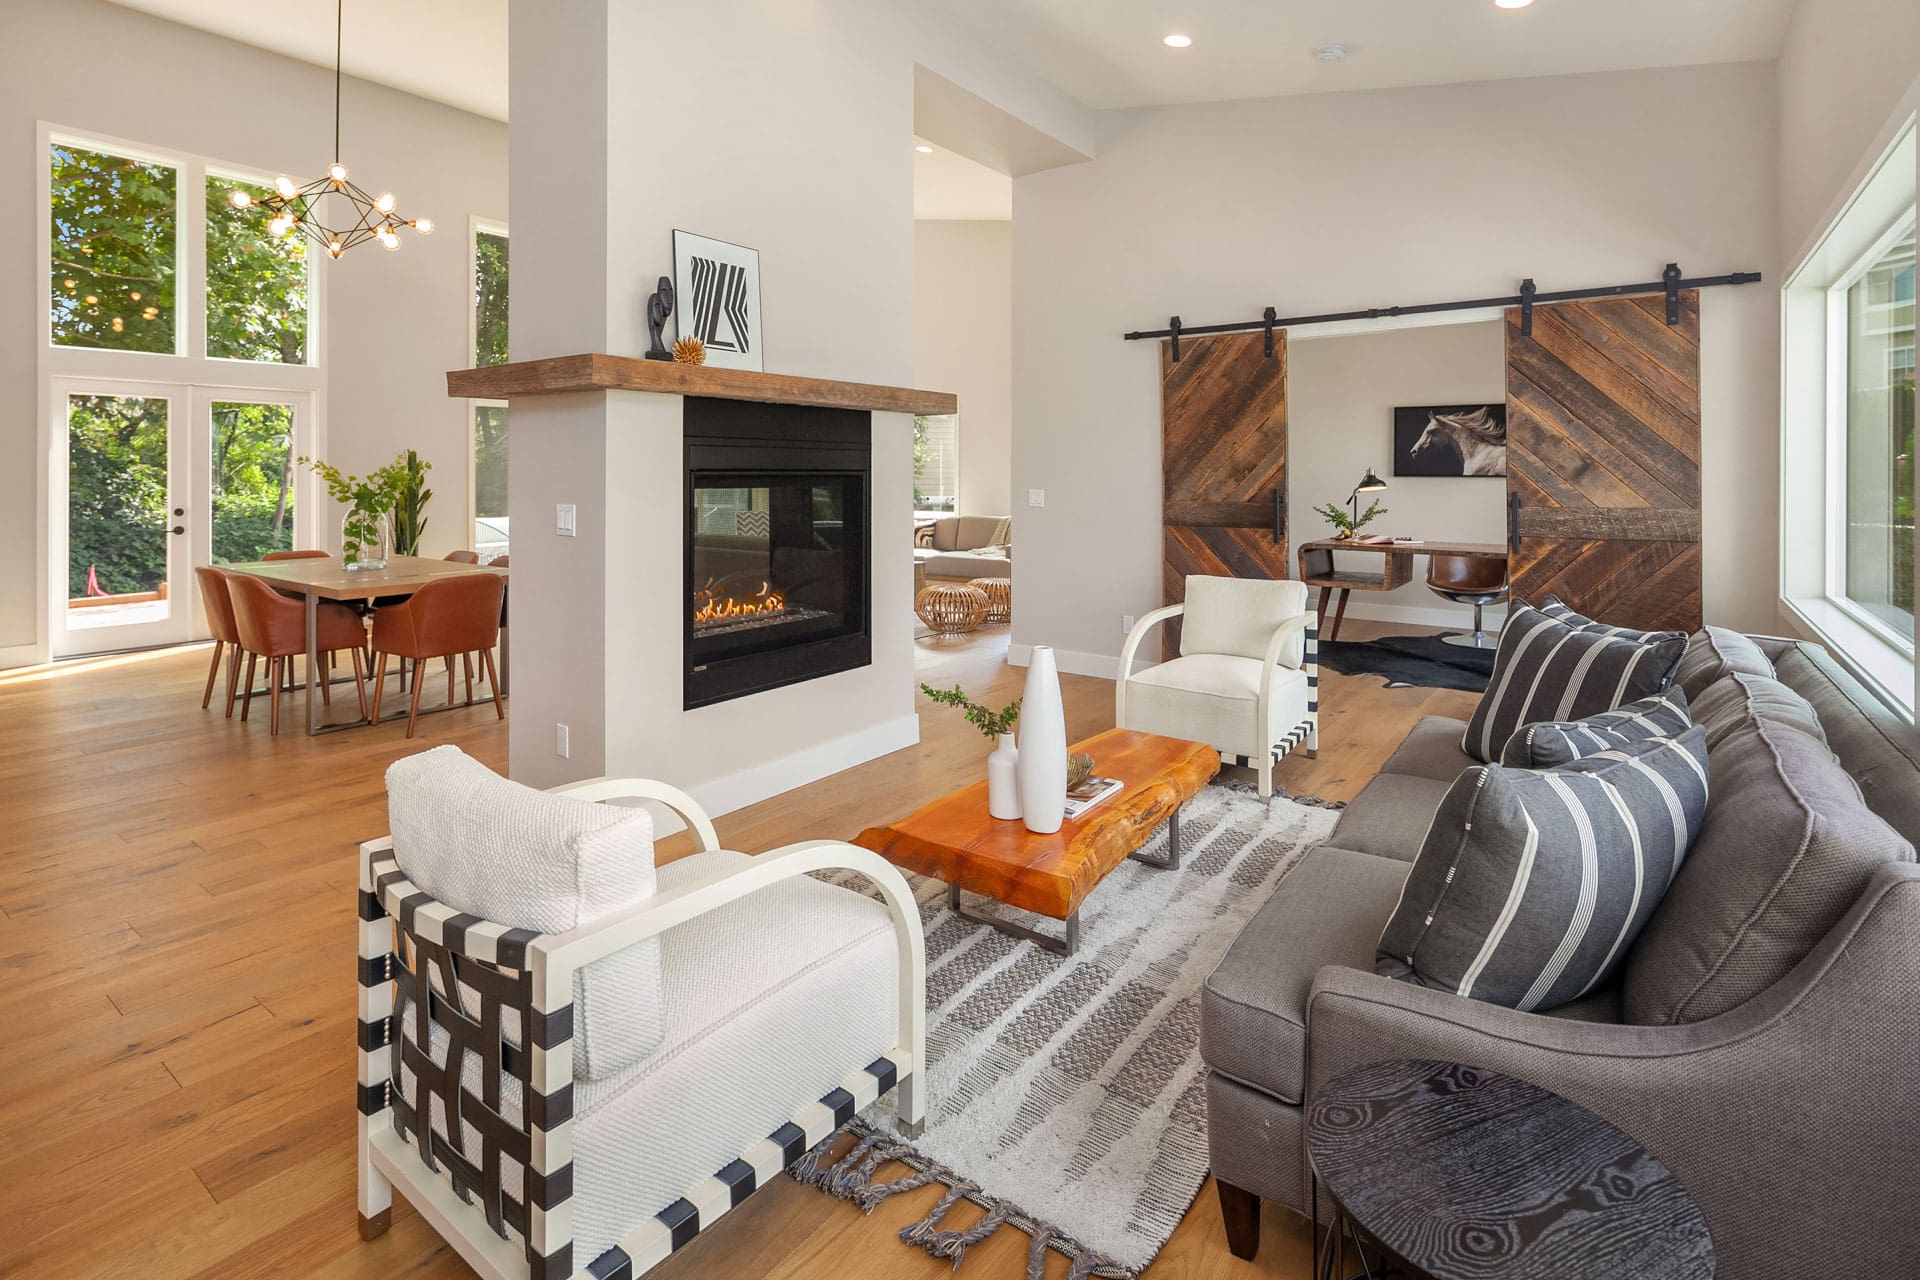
top-left (0, 622), bottom-right (1475, 1279)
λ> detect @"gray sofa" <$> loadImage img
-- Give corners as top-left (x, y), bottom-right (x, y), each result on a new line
top-left (1201, 633), bottom-right (1920, 1279)
top-left (914, 515), bottom-right (1010, 581)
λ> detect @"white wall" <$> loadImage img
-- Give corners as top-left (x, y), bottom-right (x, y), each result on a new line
top-left (916, 220), bottom-right (1014, 517)
top-left (1776, 0), bottom-right (1920, 263)
top-left (1013, 63), bottom-right (1781, 675)
top-left (0, 0), bottom-right (506, 663)
top-left (1288, 321), bottom-right (1507, 624)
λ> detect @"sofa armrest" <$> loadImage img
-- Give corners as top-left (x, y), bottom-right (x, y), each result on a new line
top-left (1304, 862), bottom-right (1920, 1279)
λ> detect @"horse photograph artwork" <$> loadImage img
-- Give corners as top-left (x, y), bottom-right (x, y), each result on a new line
top-left (1394, 403), bottom-right (1508, 477)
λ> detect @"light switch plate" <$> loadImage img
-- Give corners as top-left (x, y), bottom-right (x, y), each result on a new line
top-left (556, 503), bottom-right (576, 536)
top-left (555, 723), bottom-right (571, 758)
top-left (1027, 489), bottom-right (1045, 508)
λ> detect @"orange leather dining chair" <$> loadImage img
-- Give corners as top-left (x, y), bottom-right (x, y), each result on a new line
top-left (444, 550), bottom-right (480, 564)
top-left (370, 573), bottom-right (506, 737)
top-left (194, 565), bottom-right (245, 716)
top-left (262, 549), bottom-right (331, 561)
top-left (226, 574), bottom-right (370, 735)
top-left (487, 555), bottom-right (508, 568)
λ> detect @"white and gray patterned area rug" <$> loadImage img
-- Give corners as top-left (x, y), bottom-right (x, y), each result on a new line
top-left (798, 783), bottom-right (1341, 1277)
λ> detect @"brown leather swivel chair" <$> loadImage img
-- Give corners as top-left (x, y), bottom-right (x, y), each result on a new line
top-left (194, 565), bottom-right (244, 715)
top-left (370, 574), bottom-right (506, 737)
top-left (226, 574), bottom-right (371, 734)
top-left (1426, 553), bottom-right (1509, 648)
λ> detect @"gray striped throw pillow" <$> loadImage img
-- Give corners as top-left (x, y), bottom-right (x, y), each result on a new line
top-left (1377, 726), bottom-right (1710, 1011)
top-left (1499, 688), bottom-right (1693, 769)
top-left (1463, 602), bottom-right (1687, 763)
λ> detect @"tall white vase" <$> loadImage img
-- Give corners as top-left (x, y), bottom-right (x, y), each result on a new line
top-left (987, 733), bottom-right (1022, 820)
top-left (1018, 645), bottom-right (1068, 834)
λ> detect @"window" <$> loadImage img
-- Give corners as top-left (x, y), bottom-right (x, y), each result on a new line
top-left (471, 224), bottom-right (509, 556)
top-left (1839, 223), bottom-right (1916, 643)
top-left (210, 401), bottom-right (297, 562)
top-left (50, 143), bottom-right (177, 353)
top-left (914, 414), bottom-right (959, 513)
top-left (206, 175), bottom-right (310, 363)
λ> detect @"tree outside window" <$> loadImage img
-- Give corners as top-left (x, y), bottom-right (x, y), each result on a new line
top-left (206, 176), bottom-right (309, 363)
top-left (51, 144), bottom-right (177, 353)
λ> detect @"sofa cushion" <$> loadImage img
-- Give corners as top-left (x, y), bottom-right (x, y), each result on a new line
top-left (1377, 729), bottom-right (1710, 1011)
top-left (1463, 602), bottom-right (1687, 763)
top-left (1180, 575), bottom-right (1309, 668)
top-left (1499, 689), bottom-right (1693, 769)
top-left (1624, 714), bottom-right (1916, 1024)
top-left (1201, 845), bottom-right (1410, 1104)
top-left (1770, 642), bottom-right (1920, 848)
top-left (1124, 654), bottom-right (1308, 760)
top-left (1674, 626), bottom-right (1775, 701)
top-left (385, 746), bottom-right (663, 1080)
top-left (922, 550), bottom-right (1010, 580)
top-left (1379, 715), bottom-right (1476, 783)
top-left (1690, 672), bottom-right (1827, 751)
top-left (1328, 773), bottom-right (1452, 863)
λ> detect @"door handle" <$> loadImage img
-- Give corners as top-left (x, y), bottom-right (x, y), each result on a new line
top-left (171, 525), bottom-right (186, 536)
top-left (1273, 489), bottom-right (1286, 544)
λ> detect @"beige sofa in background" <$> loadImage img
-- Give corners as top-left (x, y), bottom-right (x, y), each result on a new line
top-left (915, 515), bottom-right (1011, 582)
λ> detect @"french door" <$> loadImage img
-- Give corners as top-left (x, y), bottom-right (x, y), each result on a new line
top-left (51, 377), bottom-right (315, 658)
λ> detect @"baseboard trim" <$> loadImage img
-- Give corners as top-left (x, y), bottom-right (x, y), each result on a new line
top-left (0, 641), bottom-right (50, 671)
top-left (680, 712), bottom-right (922, 828)
top-left (1007, 643), bottom-right (1152, 681)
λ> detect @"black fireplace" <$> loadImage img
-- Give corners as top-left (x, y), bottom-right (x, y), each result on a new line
top-left (684, 397), bottom-right (871, 709)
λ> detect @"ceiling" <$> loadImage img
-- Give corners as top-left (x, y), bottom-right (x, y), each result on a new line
top-left (105, 0), bottom-right (509, 121)
top-left (913, 139), bottom-right (1013, 220)
top-left (925, 0), bottom-right (1800, 110)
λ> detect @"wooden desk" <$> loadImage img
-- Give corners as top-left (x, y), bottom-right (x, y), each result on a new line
top-left (1298, 539), bottom-right (1507, 642)
top-left (225, 555), bottom-right (510, 736)
top-left (852, 728), bottom-right (1218, 955)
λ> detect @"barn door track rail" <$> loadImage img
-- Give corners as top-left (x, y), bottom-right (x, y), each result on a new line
top-left (1127, 263), bottom-right (1763, 361)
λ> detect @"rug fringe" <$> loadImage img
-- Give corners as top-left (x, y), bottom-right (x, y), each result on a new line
top-left (795, 1118), bottom-right (1133, 1278)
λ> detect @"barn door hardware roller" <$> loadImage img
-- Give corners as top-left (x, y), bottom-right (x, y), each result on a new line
top-left (1125, 264), bottom-right (1764, 353)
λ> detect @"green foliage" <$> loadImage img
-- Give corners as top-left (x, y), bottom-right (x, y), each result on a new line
top-left (474, 406), bottom-right (509, 519)
top-left (67, 396), bottom-right (168, 596)
top-left (51, 144), bottom-right (177, 353)
top-left (920, 683), bottom-right (1021, 738)
top-left (206, 177), bottom-right (308, 363)
top-left (475, 230), bottom-right (509, 367)
top-left (1313, 498), bottom-right (1388, 536)
top-left (302, 452), bottom-right (430, 565)
top-left (390, 450), bottom-right (433, 556)
top-left (210, 401), bottom-right (295, 563)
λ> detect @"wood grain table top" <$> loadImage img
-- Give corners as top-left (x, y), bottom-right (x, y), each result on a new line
top-left (224, 554), bottom-right (508, 602)
top-left (852, 728), bottom-right (1219, 919)
top-left (1309, 1059), bottom-right (1715, 1280)
top-left (1297, 538), bottom-right (1509, 558)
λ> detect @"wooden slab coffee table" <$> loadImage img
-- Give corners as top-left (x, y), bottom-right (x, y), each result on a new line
top-left (852, 728), bottom-right (1219, 955)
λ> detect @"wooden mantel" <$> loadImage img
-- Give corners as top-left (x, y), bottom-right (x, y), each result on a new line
top-left (446, 353), bottom-right (956, 416)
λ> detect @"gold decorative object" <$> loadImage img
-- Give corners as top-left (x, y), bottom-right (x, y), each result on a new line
top-left (1066, 752), bottom-right (1095, 791)
top-left (968, 577), bottom-right (1012, 625)
top-left (916, 584), bottom-right (990, 635)
top-left (673, 335), bottom-right (708, 365)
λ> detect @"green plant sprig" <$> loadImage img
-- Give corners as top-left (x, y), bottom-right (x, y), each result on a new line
top-left (1313, 498), bottom-right (1388, 535)
top-left (920, 683), bottom-right (1021, 738)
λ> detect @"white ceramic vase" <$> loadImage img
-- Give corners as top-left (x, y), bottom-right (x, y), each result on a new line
top-left (987, 733), bottom-right (1022, 820)
top-left (1018, 645), bottom-right (1068, 834)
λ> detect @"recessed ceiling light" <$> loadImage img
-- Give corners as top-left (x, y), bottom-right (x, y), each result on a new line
top-left (914, 144), bottom-right (934, 154)
top-left (1316, 44), bottom-right (1348, 62)
top-left (1162, 33), bottom-right (1192, 48)
top-left (1495, 0), bottom-right (1534, 8)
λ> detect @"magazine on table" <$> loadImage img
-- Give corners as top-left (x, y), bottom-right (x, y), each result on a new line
top-left (1062, 775), bottom-right (1124, 820)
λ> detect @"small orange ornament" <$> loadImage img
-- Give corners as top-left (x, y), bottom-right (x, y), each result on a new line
top-left (672, 335), bottom-right (708, 365)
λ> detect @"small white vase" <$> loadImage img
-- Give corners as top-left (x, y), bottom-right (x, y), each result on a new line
top-left (1018, 645), bottom-right (1068, 834)
top-left (987, 733), bottom-right (1022, 820)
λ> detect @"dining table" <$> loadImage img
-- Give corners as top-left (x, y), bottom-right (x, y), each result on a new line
top-left (222, 554), bottom-right (510, 736)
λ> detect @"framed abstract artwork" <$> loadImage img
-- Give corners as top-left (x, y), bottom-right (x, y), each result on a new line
top-left (673, 230), bottom-right (763, 372)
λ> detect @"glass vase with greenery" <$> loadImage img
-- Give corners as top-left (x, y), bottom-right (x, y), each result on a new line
top-left (301, 452), bottom-right (422, 570)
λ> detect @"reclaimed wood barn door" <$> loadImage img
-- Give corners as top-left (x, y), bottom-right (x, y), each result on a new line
top-left (1160, 331), bottom-right (1290, 659)
top-left (1505, 291), bottom-right (1703, 632)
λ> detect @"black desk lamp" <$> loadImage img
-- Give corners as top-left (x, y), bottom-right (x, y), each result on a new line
top-left (1348, 468), bottom-right (1388, 532)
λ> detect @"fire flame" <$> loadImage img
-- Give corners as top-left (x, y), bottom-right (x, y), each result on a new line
top-left (693, 579), bottom-right (787, 625)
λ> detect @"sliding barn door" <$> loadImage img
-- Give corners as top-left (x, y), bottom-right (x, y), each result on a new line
top-left (1505, 291), bottom-right (1703, 632)
top-left (1161, 331), bottom-right (1289, 659)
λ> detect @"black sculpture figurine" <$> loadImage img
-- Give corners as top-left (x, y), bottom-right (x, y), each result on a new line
top-left (644, 276), bottom-right (675, 361)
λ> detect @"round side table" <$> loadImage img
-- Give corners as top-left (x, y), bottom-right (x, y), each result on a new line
top-left (1308, 1060), bottom-right (1714, 1280)
top-left (967, 577), bottom-right (1012, 625)
top-left (916, 583), bottom-right (990, 635)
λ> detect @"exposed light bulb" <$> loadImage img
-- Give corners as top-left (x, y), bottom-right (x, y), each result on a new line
top-left (275, 175), bottom-right (298, 199)
top-left (229, 189), bottom-right (252, 208)
top-left (83, 294), bottom-right (98, 305)
top-left (328, 162), bottom-right (348, 183)
top-left (412, 217), bottom-right (434, 235)
top-left (269, 216), bottom-right (293, 237)
top-left (374, 192), bottom-right (396, 213)
top-left (382, 233), bottom-right (401, 252)
top-left (129, 291), bottom-right (141, 301)
top-left (328, 238), bottom-right (344, 258)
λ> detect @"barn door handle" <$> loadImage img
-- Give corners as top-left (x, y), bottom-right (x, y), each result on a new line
top-left (1507, 492), bottom-right (1520, 554)
top-left (1273, 489), bottom-right (1286, 544)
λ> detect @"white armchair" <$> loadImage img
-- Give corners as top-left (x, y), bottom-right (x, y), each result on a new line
top-left (356, 748), bottom-right (926, 1280)
top-left (1116, 575), bottom-right (1319, 799)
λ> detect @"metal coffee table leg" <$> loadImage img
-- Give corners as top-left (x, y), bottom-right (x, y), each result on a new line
top-left (1128, 803), bottom-right (1185, 871)
top-left (946, 881), bottom-right (1079, 955)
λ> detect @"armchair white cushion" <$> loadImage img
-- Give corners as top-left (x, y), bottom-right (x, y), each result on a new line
top-left (1117, 575), bottom-right (1319, 799)
top-left (386, 745), bottom-right (664, 1079)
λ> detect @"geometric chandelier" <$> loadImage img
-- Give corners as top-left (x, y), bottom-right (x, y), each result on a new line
top-left (227, 0), bottom-right (432, 259)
